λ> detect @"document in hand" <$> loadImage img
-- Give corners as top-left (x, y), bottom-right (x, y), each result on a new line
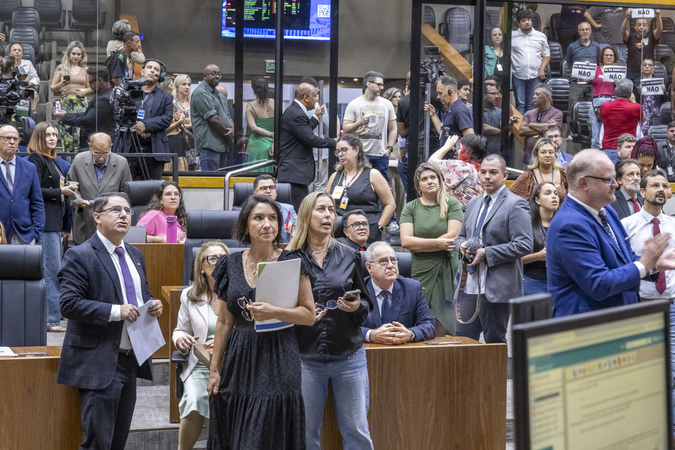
top-left (254, 258), bottom-right (301, 332)
top-left (124, 301), bottom-right (166, 365)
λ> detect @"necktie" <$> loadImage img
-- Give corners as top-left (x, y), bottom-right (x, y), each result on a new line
top-left (473, 196), bottom-right (492, 238)
top-left (630, 198), bottom-right (640, 214)
top-left (380, 290), bottom-right (392, 324)
top-left (2, 160), bottom-right (13, 193)
top-left (652, 218), bottom-right (667, 295)
top-left (114, 247), bottom-right (140, 307)
top-left (598, 209), bottom-right (618, 246)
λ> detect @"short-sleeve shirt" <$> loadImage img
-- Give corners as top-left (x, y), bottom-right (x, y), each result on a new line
top-left (565, 40), bottom-right (601, 81)
top-left (397, 94), bottom-right (440, 151)
top-left (587, 7), bottom-right (625, 45)
top-left (105, 49), bottom-right (132, 81)
top-left (344, 96), bottom-right (396, 157)
top-left (483, 106), bottom-right (502, 155)
top-left (625, 32), bottom-right (659, 77)
top-left (522, 106), bottom-right (563, 161)
top-left (440, 98), bottom-right (473, 145)
top-left (561, 5), bottom-right (587, 29)
top-left (190, 80), bottom-right (232, 154)
top-left (600, 98), bottom-right (642, 149)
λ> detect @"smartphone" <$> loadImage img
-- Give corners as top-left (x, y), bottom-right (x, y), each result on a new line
top-left (63, 74), bottom-right (70, 82)
top-left (341, 289), bottom-right (361, 301)
top-left (54, 99), bottom-right (62, 114)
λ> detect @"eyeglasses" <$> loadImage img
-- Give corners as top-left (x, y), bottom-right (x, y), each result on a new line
top-left (92, 151), bottom-right (110, 157)
top-left (0, 136), bottom-right (19, 143)
top-left (164, 191), bottom-right (181, 198)
top-left (315, 300), bottom-right (339, 312)
top-left (346, 221), bottom-right (369, 229)
top-left (369, 257), bottom-right (398, 267)
top-left (100, 206), bottom-right (133, 216)
top-left (585, 175), bottom-right (617, 186)
top-left (257, 185), bottom-right (276, 193)
top-left (335, 148), bottom-right (350, 156)
top-left (203, 255), bottom-right (223, 265)
top-left (237, 296), bottom-right (254, 321)
top-left (369, 81), bottom-right (384, 88)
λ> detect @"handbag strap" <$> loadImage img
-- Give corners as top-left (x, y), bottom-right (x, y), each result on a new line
top-left (455, 263), bottom-right (481, 324)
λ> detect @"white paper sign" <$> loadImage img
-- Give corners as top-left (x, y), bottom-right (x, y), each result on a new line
top-left (634, 8), bottom-right (654, 18)
top-left (641, 78), bottom-right (664, 96)
top-left (603, 65), bottom-right (627, 82)
top-left (571, 62), bottom-right (597, 80)
top-left (125, 301), bottom-right (166, 365)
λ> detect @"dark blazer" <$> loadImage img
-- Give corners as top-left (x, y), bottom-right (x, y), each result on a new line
top-left (0, 156), bottom-right (45, 243)
top-left (609, 190), bottom-right (643, 220)
top-left (61, 86), bottom-right (116, 150)
top-left (26, 152), bottom-right (69, 232)
top-left (138, 87), bottom-right (173, 162)
top-left (361, 276), bottom-right (436, 342)
top-left (57, 232), bottom-right (153, 390)
top-left (547, 197), bottom-right (641, 317)
top-left (657, 142), bottom-right (675, 182)
top-left (277, 100), bottom-right (335, 185)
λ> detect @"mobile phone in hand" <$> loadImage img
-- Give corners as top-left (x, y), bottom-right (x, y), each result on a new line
top-left (342, 289), bottom-right (361, 301)
top-left (54, 99), bottom-right (62, 114)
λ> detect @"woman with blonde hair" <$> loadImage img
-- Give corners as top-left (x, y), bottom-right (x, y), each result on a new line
top-left (510, 137), bottom-right (568, 202)
top-left (166, 74), bottom-right (193, 171)
top-left (50, 41), bottom-right (90, 151)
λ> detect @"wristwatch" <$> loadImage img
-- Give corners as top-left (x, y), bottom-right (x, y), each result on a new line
top-left (378, 225), bottom-right (384, 232)
top-left (386, 145), bottom-right (393, 153)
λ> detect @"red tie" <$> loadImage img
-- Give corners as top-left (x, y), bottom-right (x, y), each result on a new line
top-left (631, 198), bottom-right (640, 214)
top-left (652, 218), bottom-right (667, 295)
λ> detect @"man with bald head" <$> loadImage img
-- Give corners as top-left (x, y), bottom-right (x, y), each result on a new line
top-left (67, 132), bottom-right (132, 244)
top-left (278, 82), bottom-right (336, 209)
top-left (0, 125), bottom-right (44, 244)
top-left (547, 149), bottom-right (675, 317)
top-left (191, 64), bottom-right (234, 171)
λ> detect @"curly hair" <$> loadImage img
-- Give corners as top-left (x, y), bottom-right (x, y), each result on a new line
top-left (140, 181), bottom-right (188, 230)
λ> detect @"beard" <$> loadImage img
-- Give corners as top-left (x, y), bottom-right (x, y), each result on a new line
top-left (624, 181), bottom-right (640, 194)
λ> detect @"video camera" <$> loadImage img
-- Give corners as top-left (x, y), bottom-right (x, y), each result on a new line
top-left (0, 66), bottom-right (32, 125)
top-left (112, 77), bottom-right (148, 127)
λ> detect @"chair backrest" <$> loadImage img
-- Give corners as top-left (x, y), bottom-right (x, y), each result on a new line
top-left (423, 5), bottom-right (435, 29)
top-left (570, 101), bottom-right (593, 143)
top-left (232, 182), bottom-right (293, 208)
top-left (531, 11), bottom-right (541, 30)
top-left (663, 17), bottom-right (675, 33)
top-left (124, 226), bottom-right (147, 244)
top-left (8, 26), bottom-right (40, 51)
top-left (652, 62), bottom-right (669, 83)
top-left (11, 7), bottom-right (40, 31)
top-left (0, 0), bottom-right (21, 23)
top-left (358, 250), bottom-right (413, 279)
top-left (547, 13), bottom-right (561, 41)
top-left (660, 103), bottom-right (671, 122)
top-left (33, 0), bottom-right (62, 28)
top-left (183, 210), bottom-right (243, 284)
top-left (661, 32), bottom-right (675, 52)
top-left (655, 45), bottom-right (673, 65)
top-left (648, 125), bottom-right (668, 143)
top-left (0, 245), bottom-right (46, 346)
top-left (548, 42), bottom-right (563, 78)
top-left (71, 0), bottom-right (98, 22)
top-left (545, 78), bottom-right (570, 114)
top-left (4, 42), bottom-right (36, 65)
top-left (123, 180), bottom-right (165, 226)
top-left (440, 7), bottom-right (471, 54)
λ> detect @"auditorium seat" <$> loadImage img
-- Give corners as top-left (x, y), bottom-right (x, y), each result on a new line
top-left (359, 250), bottom-right (412, 278)
top-left (569, 101), bottom-right (593, 146)
top-left (67, 0), bottom-right (106, 46)
top-left (0, 0), bottom-right (21, 27)
top-left (8, 26), bottom-right (44, 62)
top-left (33, 0), bottom-right (65, 31)
top-left (0, 245), bottom-right (46, 346)
top-left (438, 7), bottom-right (472, 55)
top-left (123, 180), bottom-right (165, 226)
top-left (648, 125), bottom-right (668, 144)
top-left (547, 42), bottom-right (563, 78)
top-left (424, 5), bottom-right (435, 29)
top-left (231, 182), bottom-right (293, 209)
top-left (545, 78), bottom-right (570, 116)
top-left (660, 103), bottom-right (671, 123)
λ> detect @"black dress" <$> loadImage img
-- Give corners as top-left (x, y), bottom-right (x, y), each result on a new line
top-left (207, 251), bottom-right (306, 450)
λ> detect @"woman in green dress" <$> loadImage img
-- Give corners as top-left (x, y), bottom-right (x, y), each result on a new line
top-left (245, 76), bottom-right (275, 172)
top-left (400, 163), bottom-right (463, 334)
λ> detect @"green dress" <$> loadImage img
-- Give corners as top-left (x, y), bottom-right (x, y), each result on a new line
top-left (246, 106), bottom-right (274, 172)
top-left (400, 197), bottom-right (463, 334)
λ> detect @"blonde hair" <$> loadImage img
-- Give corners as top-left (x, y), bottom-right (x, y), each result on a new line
top-left (60, 41), bottom-right (87, 74)
top-left (287, 192), bottom-right (336, 250)
top-left (187, 241), bottom-right (230, 303)
top-left (172, 74), bottom-right (191, 109)
top-left (414, 163), bottom-right (449, 219)
top-left (528, 138), bottom-right (561, 171)
top-left (0, 221), bottom-right (6, 244)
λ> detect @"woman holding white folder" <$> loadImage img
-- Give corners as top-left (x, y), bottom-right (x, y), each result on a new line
top-left (206, 195), bottom-right (320, 449)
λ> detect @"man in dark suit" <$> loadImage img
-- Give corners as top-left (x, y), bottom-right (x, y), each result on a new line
top-left (609, 159), bottom-right (643, 219)
top-left (0, 125), bottom-right (44, 244)
top-left (67, 133), bottom-right (132, 244)
top-left (337, 209), bottom-right (370, 251)
top-left (277, 82), bottom-right (336, 209)
top-left (57, 192), bottom-right (163, 450)
top-left (657, 121), bottom-right (675, 181)
top-left (547, 149), bottom-right (675, 317)
top-left (54, 66), bottom-right (116, 150)
top-left (456, 154), bottom-right (532, 343)
top-left (362, 241), bottom-right (435, 344)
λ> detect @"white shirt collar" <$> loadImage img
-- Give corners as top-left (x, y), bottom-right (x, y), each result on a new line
top-left (638, 207), bottom-right (663, 223)
top-left (97, 230), bottom-right (127, 255)
top-left (372, 280), bottom-right (394, 298)
top-left (567, 193), bottom-right (603, 220)
top-left (1, 153), bottom-right (16, 164)
top-left (483, 185), bottom-right (506, 203)
top-left (294, 99), bottom-right (309, 114)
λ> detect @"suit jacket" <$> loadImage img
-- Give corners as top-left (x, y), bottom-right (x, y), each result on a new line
top-left (0, 156), bottom-right (45, 243)
top-left (657, 142), bottom-right (675, 182)
top-left (137, 87), bottom-right (173, 162)
top-left (361, 276), bottom-right (436, 342)
top-left (456, 187), bottom-right (533, 304)
top-left (277, 100), bottom-right (335, 185)
top-left (57, 232), bottom-right (153, 390)
top-left (26, 152), bottom-right (69, 232)
top-left (609, 190), bottom-right (643, 220)
top-left (67, 152), bottom-right (132, 244)
top-left (172, 287), bottom-right (210, 379)
top-left (547, 197), bottom-right (641, 317)
top-left (61, 86), bottom-right (116, 150)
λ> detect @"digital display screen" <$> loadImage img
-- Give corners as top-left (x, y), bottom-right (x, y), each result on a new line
top-left (221, 0), bottom-right (331, 41)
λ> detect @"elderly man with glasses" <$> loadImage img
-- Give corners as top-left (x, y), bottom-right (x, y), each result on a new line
top-left (67, 132), bottom-right (132, 244)
top-left (361, 241), bottom-right (436, 344)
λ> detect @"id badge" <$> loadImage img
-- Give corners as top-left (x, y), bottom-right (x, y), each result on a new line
top-left (59, 175), bottom-right (65, 188)
top-left (669, 167), bottom-right (674, 177)
top-left (332, 185), bottom-right (344, 200)
top-left (496, 63), bottom-right (503, 72)
top-left (340, 193), bottom-right (349, 209)
top-left (137, 109), bottom-right (145, 120)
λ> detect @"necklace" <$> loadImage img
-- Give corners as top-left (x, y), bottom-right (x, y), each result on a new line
top-left (244, 249), bottom-right (276, 277)
top-left (537, 168), bottom-right (556, 184)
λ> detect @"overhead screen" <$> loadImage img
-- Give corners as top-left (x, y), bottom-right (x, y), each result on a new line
top-left (221, 0), bottom-right (331, 40)
top-left (513, 302), bottom-right (672, 450)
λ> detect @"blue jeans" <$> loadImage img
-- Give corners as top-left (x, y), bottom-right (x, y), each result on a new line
top-left (398, 154), bottom-right (408, 196)
top-left (591, 97), bottom-right (613, 150)
top-left (513, 77), bottom-right (540, 114)
top-left (301, 347), bottom-right (373, 450)
top-left (367, 154), bottom-right (395, 223)
top-left (40, 232), bottom-right (62, 326)
top-left (603, 148), bottom-right (619, 164)
top-left (199, 148), bottom-right (230, 171)
top-left (522, 276), bottom-right (548, 296)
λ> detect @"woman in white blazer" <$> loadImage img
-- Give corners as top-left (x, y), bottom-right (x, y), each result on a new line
top-left (172, 241), bottom-right (229, 450)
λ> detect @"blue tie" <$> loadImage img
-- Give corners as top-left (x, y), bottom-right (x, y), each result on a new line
top-left (468, 196), bottom-right (491, 274)
top-left (114, 247), bottom-right (140, 307)
top-left (380, 290), bottom-right (391, 324)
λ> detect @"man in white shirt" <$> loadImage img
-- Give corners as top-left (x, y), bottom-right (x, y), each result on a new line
top-left (511, 9), bottom-right (550, 114)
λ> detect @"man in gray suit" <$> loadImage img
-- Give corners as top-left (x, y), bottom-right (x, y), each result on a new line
top-left (456, 154), bottom-right (533, 343)
top-left (67, 133), bottom-right (132, 244)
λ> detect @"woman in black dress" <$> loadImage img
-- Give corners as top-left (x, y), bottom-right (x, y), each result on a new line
top-left (206, 195), bottom-right (319, 449)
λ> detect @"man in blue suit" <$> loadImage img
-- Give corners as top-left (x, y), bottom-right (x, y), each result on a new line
top-left (0, 125), bottom-right (44, 244)
top-left (547, 149), bottom-right (675, 317)
top-left (362, 241), bottom-right (436, 344)
top-left (57, 192), bottom-right (163, 450)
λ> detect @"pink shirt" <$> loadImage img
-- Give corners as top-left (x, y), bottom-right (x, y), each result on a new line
top-left (136, 209), bottom-right (186, 241)
top-left (593, 66), bottom-right (616, 98)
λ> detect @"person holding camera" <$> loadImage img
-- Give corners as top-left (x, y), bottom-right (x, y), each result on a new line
top-left (54, 66), bottom-right (115, 151)
top-left (400, 163), bottom-right (463, 335)
top-left (455, 154), bottom-right (532, 343)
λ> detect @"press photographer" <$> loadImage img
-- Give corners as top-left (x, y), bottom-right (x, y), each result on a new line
top-left (53, 66), bottom-right (116, 150)
top-left (0, 56), bottom-right (34, 140)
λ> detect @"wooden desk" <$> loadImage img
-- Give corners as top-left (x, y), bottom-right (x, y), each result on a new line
top-left (132, 244), bottom-right (184, 358)
top-left (0, 347), bottom-right (82, 449)
top-left (163, 285), bottom-right (185, 423)
top-left (321, 337), bottom-right (508, 449)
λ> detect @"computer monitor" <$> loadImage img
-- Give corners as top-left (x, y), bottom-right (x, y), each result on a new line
top-left (510, 293), bottom-right (552, 326)
top-left (513, 301), bottom-right (672, 450)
